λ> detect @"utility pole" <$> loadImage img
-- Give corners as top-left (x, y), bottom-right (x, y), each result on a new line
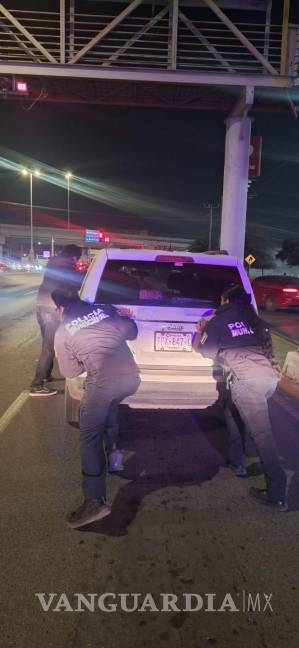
top-left (204, 203), bottom-right (219, 250)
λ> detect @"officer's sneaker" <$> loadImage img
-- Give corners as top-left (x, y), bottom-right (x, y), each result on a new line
top-left (29, 385), bottom-right (58, 396)
top-left (249, 487), bottom-right (288, 512)
top-left (108, 449), bottom-right (124, 473)
top-left (66, 499), bottom-right (111, 529)
top-left (229, 463), bottom-right (247, 478)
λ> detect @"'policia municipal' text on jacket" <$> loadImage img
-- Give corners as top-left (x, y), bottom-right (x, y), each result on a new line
top-left (54, 300), bottom-right (139, 383)
top-left (193, 303), bottom-right (271, 359)
top-left (192, 303), bottom-right (278, 382)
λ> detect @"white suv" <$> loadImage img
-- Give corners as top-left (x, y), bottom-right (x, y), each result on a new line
top-left (65, 248), bottom-right (255, 417)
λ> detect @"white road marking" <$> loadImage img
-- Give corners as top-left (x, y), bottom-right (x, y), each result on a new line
top-left (25, 289), bottom-right (38, 295)
top-left (0, 390), bottom-right (29, 436)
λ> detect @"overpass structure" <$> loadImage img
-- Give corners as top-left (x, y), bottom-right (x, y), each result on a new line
top-left (0, 222), bottom-right (192, 256)
top-left (0, 0), bottom-right (298, 259)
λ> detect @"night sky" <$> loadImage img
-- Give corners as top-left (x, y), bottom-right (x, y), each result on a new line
top-left (1, 100), bottom-right (299, 248)
top-left (0, 1), bottom-right (299, 249)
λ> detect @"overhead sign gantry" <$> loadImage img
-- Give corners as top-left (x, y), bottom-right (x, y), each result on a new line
top-left (0, 0), bottom-right (297, 258)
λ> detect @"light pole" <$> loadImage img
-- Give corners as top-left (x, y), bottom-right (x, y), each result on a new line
top-left (65, 172), bottom-right (72, 229)
top-left (21, 168), bottom-right (41, 260)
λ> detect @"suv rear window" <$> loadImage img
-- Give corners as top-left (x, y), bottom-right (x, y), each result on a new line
top-left (95, 260), bottom-right (242, 307)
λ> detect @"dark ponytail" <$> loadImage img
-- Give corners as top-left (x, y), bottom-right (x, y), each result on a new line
top-left (221, 284), bottom-right (259, 330)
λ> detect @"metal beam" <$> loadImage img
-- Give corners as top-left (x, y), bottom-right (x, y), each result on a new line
top-left (102, 6), bottom-right (168, 67)
top-left (96, 1), bottom-right (268, 9)
top-left (280, 0), bottom-right (290, 75)
top-left (229, 85), bottom-right (255, 118)
top-left (69, 0), bottom-right (75, 62)
top-left (60, 0), bottom-right (65, 64)
top-left (0, 4), bottom-right (57, 64)
top-left (168, 0), bottom-right (179, 70)
top-left (285, 89), bottom-right (298, 118)
top-left (179, 10), bottom-right (234, 73)
top-left (263, 0), bottom-right (272, 61)
top-left (70, 0), bottom-right (144, 65)
top-left (0, 62), bottom-right (292, 88)
top-left (201, 0), bottom-right (278, 76)
top-left (287, 25), bottom-right (298, 77)
top-left (0, 18), bottom-right (42, 63)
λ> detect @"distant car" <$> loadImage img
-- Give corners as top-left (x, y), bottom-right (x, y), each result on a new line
top-left (31, 263), bottom-right (44, 272)
top-left (252, 275), bottom-right (299, 310)
top-left (0, 261), bottom-right (9, 272)
top-left (64, 248), bottom-right (256, 419)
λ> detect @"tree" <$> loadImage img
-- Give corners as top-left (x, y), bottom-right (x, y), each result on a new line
top-left (188, 231), bottom-right (275, 268)
top-left (244, 232), bottom-right (275, 270)
top-left (276, 239), bottom-right (299, 266)
top-left (188, 238), bottom-right (208, 253)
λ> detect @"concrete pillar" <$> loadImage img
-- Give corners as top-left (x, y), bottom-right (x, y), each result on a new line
top-left (220, 116), bottom-right (251, 260)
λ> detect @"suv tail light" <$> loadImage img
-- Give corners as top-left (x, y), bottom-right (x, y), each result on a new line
top-left (155, 255), bottom-right (194, 264)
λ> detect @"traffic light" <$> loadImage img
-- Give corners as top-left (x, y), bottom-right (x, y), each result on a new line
top-left (98, 230), bottom-right (110, 243)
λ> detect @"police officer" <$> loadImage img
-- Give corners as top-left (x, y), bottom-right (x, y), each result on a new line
top-left (30, 244), bottom-right (82, 396)
top-left (193, 284), bottom-right (287, 512)
top-left (52, 286), bottom-right (140, 529)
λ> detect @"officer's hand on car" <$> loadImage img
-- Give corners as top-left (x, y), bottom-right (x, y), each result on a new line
top-left (196, 318), bottom-right (207, 333)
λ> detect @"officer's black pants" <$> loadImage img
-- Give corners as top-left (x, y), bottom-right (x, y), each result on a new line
top-left (31, 308), bottom-right (60, 388)
top-left (79, 374), bottom-right (140, 501)
top-left (230, 374), bottom-right (286, 502)
top-left (224, 393), bottom-right (246, 468)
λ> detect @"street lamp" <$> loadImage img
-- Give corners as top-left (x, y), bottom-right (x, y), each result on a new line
top-left (65, 172), bottom-right (72, 229)
top-left (21, 168), bottom-right (41, 260)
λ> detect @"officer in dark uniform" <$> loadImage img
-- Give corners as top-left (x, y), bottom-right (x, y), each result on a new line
top-left (193, 284), bottom-right (287, 512)
top-left (52, 286), bottom-right (140, 529)
top-left (30, 244), bottom-right (82, 396)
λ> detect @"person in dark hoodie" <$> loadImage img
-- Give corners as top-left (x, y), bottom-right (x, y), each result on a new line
top-left (193, 284), bottom-right (287, 512)
top-left (52, 286), bottom-right (140, 529)
top-left (29, 244), bottom-right (81, 396)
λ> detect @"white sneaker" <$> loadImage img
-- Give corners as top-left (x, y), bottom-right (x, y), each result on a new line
top-left (108, 449), bottom-right (124, 473)
top-left (66, 499), bottom-right (111, 529)
top-left (229, 464), bottom-right (247, 478)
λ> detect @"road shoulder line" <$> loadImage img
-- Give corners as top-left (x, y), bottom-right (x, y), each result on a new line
top-left (0, 391), bottom-right (29, 436)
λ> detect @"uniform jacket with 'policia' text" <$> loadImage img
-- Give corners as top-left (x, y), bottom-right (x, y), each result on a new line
top-left (54, 300), bottom-right (139, 384)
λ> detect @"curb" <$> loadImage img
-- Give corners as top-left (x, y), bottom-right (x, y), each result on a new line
top-left (278, 375), bottom-right (299, 402)
top-left (271, 330), bottom-right (299, 402)
top-left (271, 328), bottom-right (299, 347)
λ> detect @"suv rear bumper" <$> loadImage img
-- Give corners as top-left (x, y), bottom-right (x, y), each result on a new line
top-left (66, 367), bottom-right (218, 411)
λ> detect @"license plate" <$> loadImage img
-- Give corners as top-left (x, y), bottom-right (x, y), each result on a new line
top-left (154, 331), bottom-right (192, 352)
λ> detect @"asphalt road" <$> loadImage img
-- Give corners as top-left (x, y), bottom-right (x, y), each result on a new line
top-left (1, 273), bottom-right (299, 648)
top-left (262, 310), bottom-right (299, 344)
top-left (0, 272), bottom-right (42, 413)
top-left (0, 271), bottom-right (41, 321)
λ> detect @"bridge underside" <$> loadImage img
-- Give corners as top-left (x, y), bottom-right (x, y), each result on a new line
top-left (0, 0), bottom-right (298, 112)
top-left (1, 73), bottom-right (297, 113)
